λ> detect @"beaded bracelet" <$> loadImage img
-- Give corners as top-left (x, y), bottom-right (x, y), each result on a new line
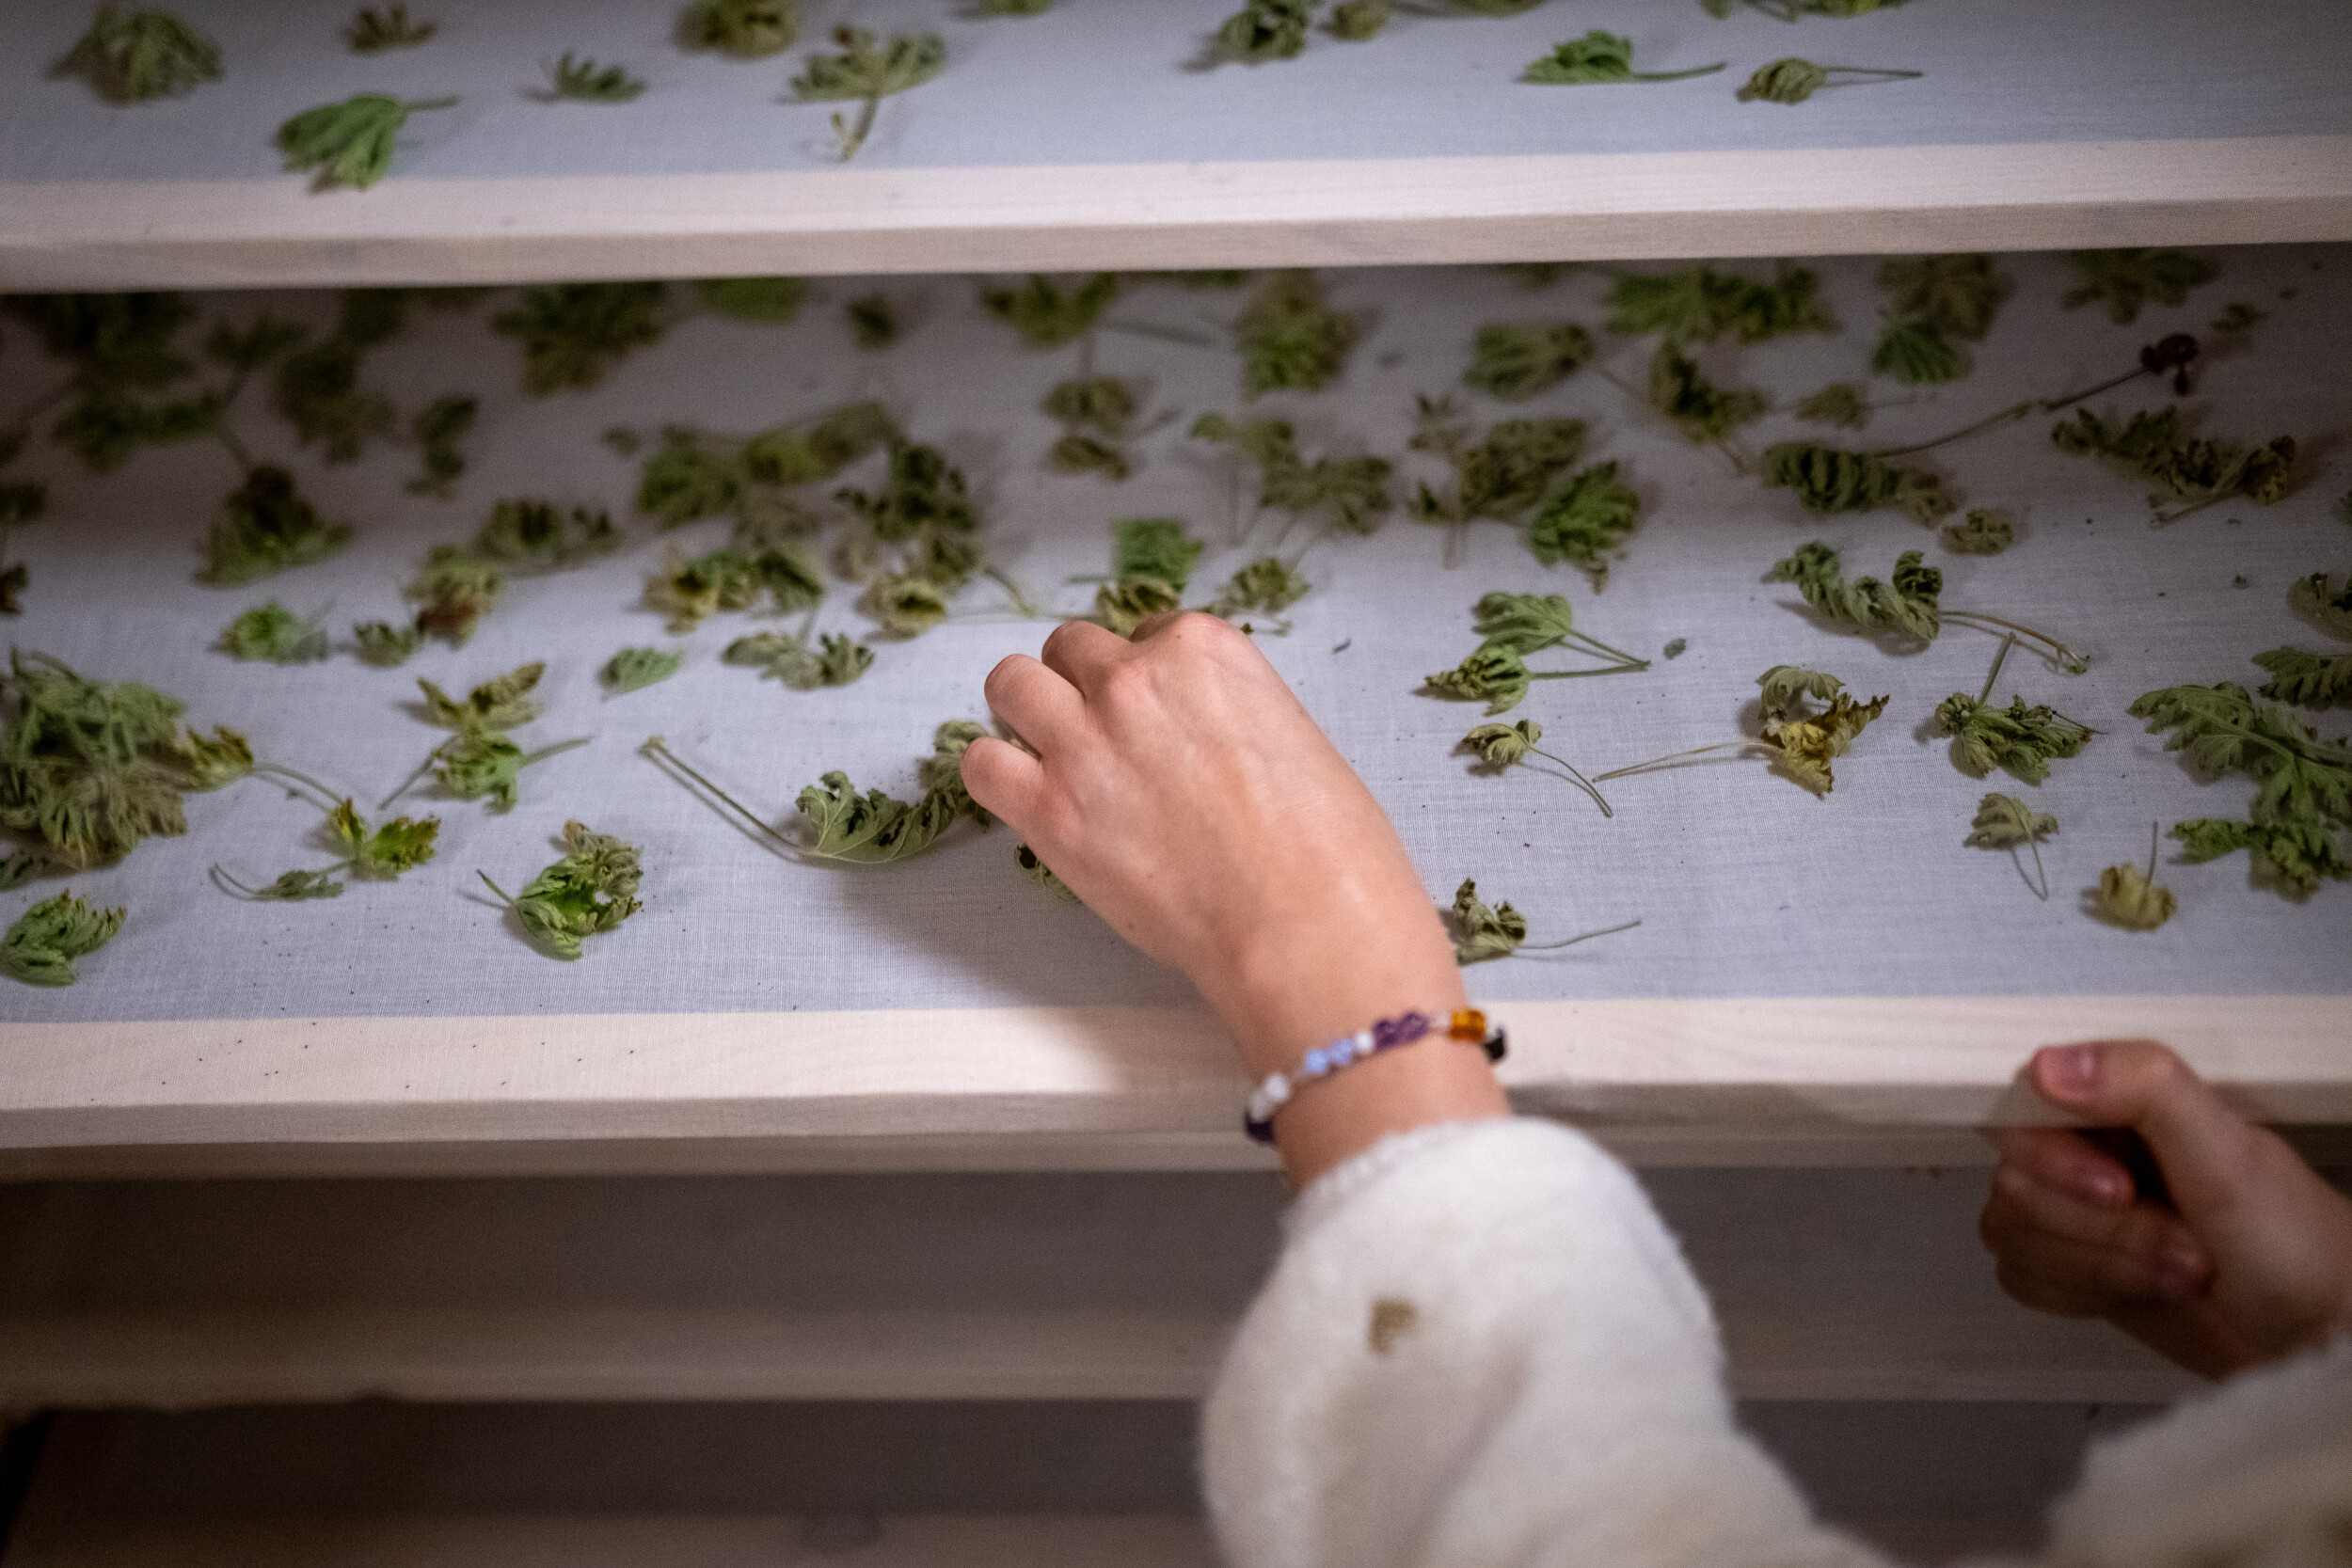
top-left (1243, 1007), bottom-right (1506, 1144)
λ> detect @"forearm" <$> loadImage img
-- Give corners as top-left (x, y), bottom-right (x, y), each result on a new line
top-left (1204, 1118), bottom-right (1881, 1568)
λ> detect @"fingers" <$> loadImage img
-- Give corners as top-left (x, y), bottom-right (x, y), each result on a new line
top-left (1987, 1126), bottom-right (2137, 1207)
top-left (959, 736), bottom-right (1044, 829)
top-left (982, 655), bottom-right (1088, 755)
top-left (1039, 619), bottom-right (1134, 691)
top-left (2025, 1040), bottom-right (2269, 1221)
top-left (1980, 1166), bottom-right (2212, 1313)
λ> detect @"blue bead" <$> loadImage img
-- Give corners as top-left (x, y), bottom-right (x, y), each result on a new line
top-left (1304, 1049), bottom-right (1327, 1075)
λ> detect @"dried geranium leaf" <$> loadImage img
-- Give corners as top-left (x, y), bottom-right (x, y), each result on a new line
top-left (1209, 558), bottom-right (1310, 622)
top-left (2092, 855), bottom-right (2175, 931)
top-left (0, 651), bottom-right (251, 867)
top-left (218, 603), bottom-right (330, 664)
top-left (1758, 689), bottom-right (1887, 796)
top-left (347, 6), bottom-right (436, 51)
top-left (1235, 273), bottom-right (1361, 398)
top-left (204, 466), bottom-right (353, 584)
top-left (419, 662), bottom-right (545, 734)
top-left (1523, 30), bottom-right (1723, 85)
top-left (1016, 842), bottom-right (1078, 901)
top-left (2172, 817), bottom-right (2348, 896)
top-left (1756, 664), bottom-right (1843, 719)
top-left (2062, 249), bottom-right (2217, 326)
top-left (982, 276), bottom-right (1120, 348)
top-left (473, 499), bottom-right (620, 571)
top-left (1967, 793), bottom-right (2057, 850)
top-left (2251, 647), bottom-right (2352, 709)
top-left (1766, 443), bottom-right (1952, 525)
top-left (545, 52), bottom-right (646, 103)
top-left (1527, 463), bottom-right (1638, 586)
top-left (601, 647), bottom-right (683, 696)
top-left (1606, 265), bottom-right (1833, 345)
top-left (1448, 879), bottom-right (1527, 964)
top-left (2128, 682), bottom-right (2352, 830)
top-left (405, 394), bottom-right (477, 499)
top-left (1464, 322), bottom-right (1594, 401)
top-left (482, 820), bottom-right (643, 959)
top-left (1933, 693), bottom-right (2092, 784)
top-left (793, 26), bottom-right (947, 160)
top-left (3, 890), bottom-right (124, 987)
top-left (405, 546), bottom-right (504, 647)
top-left (1647, 343), bottom-right (1764, 442)
top-left (680, 0), bottom-right (796, 55)
top-left (1941, 509), bottom-right (2013, 555)
top-left (695, 277), bottom-right (805, 322)
top-left (1768, 541), bottom-right (1942, 643)
top-left (494, 283), bottom-right (669, 395)
top-left (277, 94), bottom-right (458, 190)
top-left (354, 620), bottom-right (423, 667)
top-left (59, 7), bottom-right (220, 102)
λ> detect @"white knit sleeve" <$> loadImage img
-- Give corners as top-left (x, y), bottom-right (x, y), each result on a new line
top-left (1200, 1117), bottom-right (1885, 1568)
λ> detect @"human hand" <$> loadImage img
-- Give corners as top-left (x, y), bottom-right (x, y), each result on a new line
top-left (962, 612), bottom-right (1503, 1181)
top-left (1979, 1039), bottom-right (2352, 1380)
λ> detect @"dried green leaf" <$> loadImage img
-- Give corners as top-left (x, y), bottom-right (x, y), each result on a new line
top-left (1464, 322), bottom-right (1595, 402)
top-left (2092, 859), bottom-right (2175, 930)
top-left (1768, 541), bottom-right (1942, 642)
top-left (1016, 841), bottom-right (1078, 900)
top-left (1662, 637), bottom-right (1687, 659)
top-left (2252, 647), bottom-right (2352, 709)
top-left (1941, 509), bottom-right (2013, 556)
top-left (203, 316), bottom-right (308, 374)
top-left (2050, 406), bottom-right (2295, 515)
top-left (416, 664), bottom-right (540, 736)
top-left (793, 26), bottom-right (946, 158)
top-left (1607, 266), bottom-right (1834, 345)
top-left (681, 0), bottom-right (796, 55)
top-left (982, 276), bottom-right (1120, 348)
top-left (0, 651), bottom-right (249, 867)
top-left (1966, 793), bottom-right (2057, 850)
top-left (1794, 384), bottom-right (1869, 430)
top-left (483, 820), bottom-right (643, 959)
top-left (1043, 376), bottom-right (1136, 436)
top-left (1527, 462), bottom-right (1637, 586)
top-left (474, 499), bottom-right (620, 571)
top-left (601, 647), bottom-right (683, 696)
top-left (1, 483), bottom-right (48, 527)
top-left (434, 731), bottom-right (580, 812)
top-left (694, 277), bottom-right (804, 322)
top-left (861, 574), bottom-right (951, 638)
top-left (2128, 682), bottom-right (2352, 829)
top-left (3, 890), bottom-right (123, 986)
top-left (2062, 249), bottom-right (2218, 325)
top-left (52, 387), bottom-right (220, 472)
top-left (974, 0), bottom-right (1054, 14)
top-left (1425, 646), bottom-right (1532, 715)
top-left (744, 402), bottom-right (896, 487)
top-left (2288, 573), bottom-right (2352, 642)
top-left (2173, 817), bottom-right (2349, 895)
top-left (1328, 0), bottom-right (1388, 38)
top-left (1470, 591), bottom-right (1575, 656)
top-left (837, 441), bottom-right (974, 541)
top-left (793, 722), bottom-right (986, 863)
top-left (1759, 689), bottom-right (1887, 796)
top-left (1524, 30), bottom-right (1723, 84)
top-left (1462, 719), bottom-right (1540, 768)
top-left (1933, 693), bottom-right (2092, 784)
top-left (1216, 0), bottom-right (1313, 61)
top-left (277, 94), bottom-right (456, 190)
top-left (1871, 315), bottom-right (1963, 385)
top-left (647, 550), bottom-right (761, 631)
top-left (203, 466), bottom-right (353, 585)
top-left (1209, 557), bottom-right (1310, 621)
top-left (218, 603), bottom-right (328, 664)
top-left (1449, 878), bottom-right (1527, 964)
top-left (1878, 254), bottom-right (2010, 341)
top-left (59, 7), bottom-right (220, 102)
top-left (494, 282), bottom-right (668, 395)
top-left (2210, 302), bottom-right (2265, 335)
top-left (1410, 400), bottom-right (1585, 524)
top-left (637, 430), bottom-right (744, 527)
top-left (1756, 664), bottom-right (1843, 719)
top-left (1236, 272), bottom-right (1361, 398)
top-left (405, 393), bottom-right (477, 499)
top-left (327, 797), bottom-right (438, 877)
top-left (405, 546), bottom-right (504, 647)
top-left (1194, 413), bottom-right (1391, 535)
top-left (1647, 343), bottom-right (1765, 442)
top-left (847, 294), bottom-right (898, 348)
top-left (1737, 56), bottom-right (1918, 103)
top-left (4, 291), bottom-right (195, 388)
top-left (1764, 442), bottom-right (1953, 524)
top-left (1048, 435), bottom-right (1127, 480)
top-left (353, 621), bottom-right (422, 667)
top-left (1094, 576), bottom-right (1182, 637)
top-left (1112, 517), bottom-right (1204, 592)
top-left (545, 52), bottom-right (645, 103)
top-left (347, 5), bottom-right (434, 50)
top-left (222, 867), bottom-right (346, 901)
top-left (723, 630), bottom-right (870, 689)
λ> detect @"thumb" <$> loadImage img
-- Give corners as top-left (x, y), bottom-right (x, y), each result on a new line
top-left (2026, 1040), bottom-right (2268, 1223)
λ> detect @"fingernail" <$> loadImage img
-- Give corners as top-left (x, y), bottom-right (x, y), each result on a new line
top-left (2042, 1044), bottom-right (2101, 1100)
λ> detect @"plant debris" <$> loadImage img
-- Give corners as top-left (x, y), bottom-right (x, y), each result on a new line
top-left (481, 820), bottom-right (644, 959)
top-left (601, 647), bottom-right (683, 695)
top-left (1523, 30), bottom-right (1724, 84)
top-left (2063, 250), bottom-right (2217, 325)
top-left (1236, 272), bottom-right (1361, 398)
top-left (1966, 792), bottom-right (2058, 900)
top-left (793, 25), bottom-right (947, 161)
top-left (219, 602), bottom-right (330, 664)
top-left (2091, 825), bottom-right (2175, 929)
top-left (277, 94), bottom-right (458, 190)
top-left (3, 890), bottom-right (123, 986)
top-left (59, 7), bottom-right (221, 101)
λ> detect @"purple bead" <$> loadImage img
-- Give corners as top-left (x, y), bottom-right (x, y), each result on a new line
top-left (1304, 1048), bottom-right (1327, 1075)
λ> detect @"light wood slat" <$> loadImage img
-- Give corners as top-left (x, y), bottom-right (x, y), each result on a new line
top-left (0, 1306), bottom-right (2194, 1407)
top-left (6, 136), bottom-right (2351, 291)
top-left (2, 997), bottom-right (2344, 1173)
